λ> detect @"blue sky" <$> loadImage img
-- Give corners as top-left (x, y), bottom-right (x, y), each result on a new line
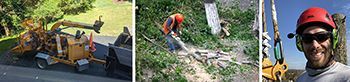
top-left (264, 0), bottom-right (350, 69)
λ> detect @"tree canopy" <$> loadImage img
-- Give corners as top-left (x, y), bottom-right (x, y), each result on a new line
top-left (0, 0), bottom-right (95, 36)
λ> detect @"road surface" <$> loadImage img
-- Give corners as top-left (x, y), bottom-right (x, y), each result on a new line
top-left (0, 64), bottom-right (128, 82)
top-left (0, 35), bottom-right (132, 82)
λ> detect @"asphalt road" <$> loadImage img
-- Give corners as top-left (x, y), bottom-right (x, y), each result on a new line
top-left (0, 35), bottom-right (132, 82)
top-left (0, 64), bottom-right (127, 82)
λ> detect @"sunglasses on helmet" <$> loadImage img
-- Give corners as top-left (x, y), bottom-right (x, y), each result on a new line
top-left (301, 31), bottom-right (332, 43)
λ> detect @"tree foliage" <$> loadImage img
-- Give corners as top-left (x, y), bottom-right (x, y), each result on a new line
top-left (59, 0), bottom-right (95, 15)
top-left (0, 0), bottom-right (95, 36)
top-left (32, 0), bottom-right (63, 23)
top-left (0, 0), bottom-right (43, 36)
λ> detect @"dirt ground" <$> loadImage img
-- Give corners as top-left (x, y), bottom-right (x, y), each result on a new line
top-left (177, 41), bottom-right (258, 81)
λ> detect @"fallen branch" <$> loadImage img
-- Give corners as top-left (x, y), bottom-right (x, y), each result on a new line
top-left (141, 33), bottom-right (173, 54)
top-left (241, 61), bottom-right (259, 67)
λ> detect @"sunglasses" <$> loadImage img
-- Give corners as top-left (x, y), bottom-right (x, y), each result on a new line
top-left (301, 32), bottom-right (332, 43)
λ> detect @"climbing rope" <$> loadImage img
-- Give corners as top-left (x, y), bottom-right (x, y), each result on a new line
top-left (262, 0), bottom-right (288, 81)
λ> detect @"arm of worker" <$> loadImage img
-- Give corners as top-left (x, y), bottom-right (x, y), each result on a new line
top-left (165, 17), bottom-right (173, 33)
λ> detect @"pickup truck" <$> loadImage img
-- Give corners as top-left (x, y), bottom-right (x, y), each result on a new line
top-left (105, 27), bottom-right (132, 76)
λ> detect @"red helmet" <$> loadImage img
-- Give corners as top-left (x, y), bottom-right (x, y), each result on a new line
top-left (175, 13), bottom-right (184, 24)
top-left (296, 7), bottom-right (336, 34)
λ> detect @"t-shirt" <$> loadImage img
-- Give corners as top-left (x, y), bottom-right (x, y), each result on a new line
top-left (296, 62), bottom-right (350, 82)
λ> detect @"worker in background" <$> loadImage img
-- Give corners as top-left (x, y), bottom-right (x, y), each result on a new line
top-left (162, 13), bottom-right (184, 53)
top-left (294, 7), bottom-right (350, 82)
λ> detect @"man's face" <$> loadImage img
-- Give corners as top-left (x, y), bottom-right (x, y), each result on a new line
top-left (301, 26), bottom-right (333, 68)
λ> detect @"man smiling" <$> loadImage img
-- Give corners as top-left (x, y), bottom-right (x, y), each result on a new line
top-left (295, 7), bottom-right (350, 82)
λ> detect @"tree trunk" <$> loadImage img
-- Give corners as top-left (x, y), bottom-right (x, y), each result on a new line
top-left (204, 0), bottom-right (221, 35)
top-left (3, 25), bottom-right (10, 36)
top-left (332, 13), bottom-right (347, 65)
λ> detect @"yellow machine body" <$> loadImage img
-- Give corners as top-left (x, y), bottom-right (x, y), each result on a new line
top-left (11, 16), bottom-right (106, 70)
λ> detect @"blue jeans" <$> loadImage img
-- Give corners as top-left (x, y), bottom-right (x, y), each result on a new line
top-left (166, 34), bottom-right (176, 52)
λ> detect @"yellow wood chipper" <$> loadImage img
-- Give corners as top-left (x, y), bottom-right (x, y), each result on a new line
top-left (11, 16), bottom-right (107, 71)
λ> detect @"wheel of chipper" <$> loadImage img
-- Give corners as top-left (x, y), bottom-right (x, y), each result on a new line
top-left (36, 59), bottom-right (48, 69)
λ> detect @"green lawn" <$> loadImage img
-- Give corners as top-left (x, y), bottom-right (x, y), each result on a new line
top-left (0, 34), bottom-right (19, 54)
top-left (51, 0), bottom-right (132, 37)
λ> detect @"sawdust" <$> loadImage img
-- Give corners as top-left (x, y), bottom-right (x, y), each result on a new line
top-left (179, 56), bottom-right (219, 82)
top-left (183, 58), bottom-right (218, 82)
top-left (175, 47), bottom-right (217, 81)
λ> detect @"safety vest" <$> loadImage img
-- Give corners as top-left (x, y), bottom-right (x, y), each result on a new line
top-left (162, 14), bottom-right (181, 36)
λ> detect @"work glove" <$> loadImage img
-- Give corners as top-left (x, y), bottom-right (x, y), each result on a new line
top-left (169, 31), bottom-right (177, 38)
top-left (170, 31), bottom-right (175, 35)
top-left (178, 31), bottom-right (182, 36)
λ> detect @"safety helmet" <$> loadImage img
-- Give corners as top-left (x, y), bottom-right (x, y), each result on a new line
top-left (175, 13), bottom-right (184, 24)
top-left (296, 7), bottom-right (336, 34)
top-left (295, 7), bottom-right (339, 52)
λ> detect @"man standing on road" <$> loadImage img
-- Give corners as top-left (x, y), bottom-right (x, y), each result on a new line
top-left (295, 7), bottom-right (350, 82)
top-left (162, 13), bottom-right (185, 53)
